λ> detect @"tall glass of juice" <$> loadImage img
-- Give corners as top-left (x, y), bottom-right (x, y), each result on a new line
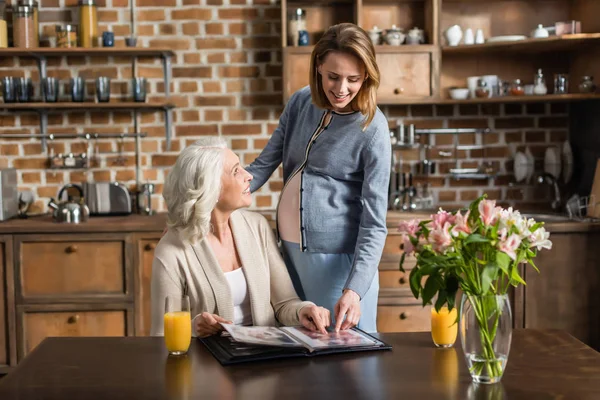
top-left (431, 306), bottom-right (458, 348)
top-left (164, 295), bottom-right (191, 355)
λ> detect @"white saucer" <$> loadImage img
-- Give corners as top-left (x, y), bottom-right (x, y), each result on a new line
top-left (525, 147), bottom-right (535, 182)
top-left (544, 147), bottom-right (561, 179)
top-left (514, 151), bottom-right (528, 182)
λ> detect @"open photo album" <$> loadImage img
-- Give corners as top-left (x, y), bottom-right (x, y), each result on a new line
top-left (200, 324), bottom-right (391, 365)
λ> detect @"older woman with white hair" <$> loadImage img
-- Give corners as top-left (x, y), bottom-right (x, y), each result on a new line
top-left (150, 137), bottom-right (331, 338)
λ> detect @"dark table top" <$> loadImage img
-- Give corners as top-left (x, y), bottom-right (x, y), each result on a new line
top-left (0, 330), bottom-right (598, 400)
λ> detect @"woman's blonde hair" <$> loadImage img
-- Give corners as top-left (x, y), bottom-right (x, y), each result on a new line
top-left (162, 137), bottom-right (227, 244)
top-left (309, 23), bottom-right (380, 129)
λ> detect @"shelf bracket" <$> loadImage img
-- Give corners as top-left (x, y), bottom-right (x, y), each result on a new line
top-left (164, 108), bottom-right (172, 151)
top-left (161, 53), bottom-right (172, 151)
top-left (134, 110), bottom-right (141, 188)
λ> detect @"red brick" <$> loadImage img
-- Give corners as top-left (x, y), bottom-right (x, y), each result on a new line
top-left (138, 25), bottom-right (155, 36)
top-left (229, 22), bottom-right (247, 35)
top-left (152, 155), bottom-right (178, 167)
top-left (228, 110), bottom-right (247, 121)
top-left (205, 23), bottom-right (224, 35)
top-left (196, 38), bottom-right (236, 49)
top-left (182, 23), bottom-right (199, 36)
top-left (251, 22), bottom-right (271, 35)
top-left (116, 170), bottom-right (136, 181)
top-left (195, 96), bottom-right (236, 107)
top-left (203, 81), bottom-right (222, 93)
top-left (175, 124), bottom-right (219, 136)
top-left (229, 52), bottom-right (248, 63)
top-left (448, 119), bottom-right (489, 129)
top-left (207, 53), bottom-right (226, 63)
top-left (173, 67), bottom-right (212, 78)
top-left (113, 0), bottom-right (129, 6)
top-left (539, 117), bottom-right (568, 128)
top-left (204, 110), bottom-right (223, 121)
top-left (136, 0), bottom-right (176, 5)
top-left (137, 10), bottom-right (165, 21)
top-left (172, 8), bottom-right (212, 20)
top-left (231, 139), bottom-right (248, 150)
top-left (252, 109), bottom-right (270, 120)
top-left (218, 8), bottom-right (259, 19)
top-left (149, 39), bottom-right (190, 50)
top-left (525, 131), bottom-right (547, 142)
top-left (183, 53), bottom-right (201, 64)
top-left (241, 94), bottom-right (280, 106)
top-left (438, 191), bottom-right (456, 202)
top-left (242, 37), bottom-right (279, 49)
top-left (158, 24), bottom-right (177, 35)
top-left (0, 144), bottom-right (19, 156)
top-left (13, 158), bottom-right (48, 169)
top-left (457, 104), bottom-right (479, 116)
top-left (494, 118), bottom-right (535, 129)
top-left (219, 66), bottom-right (259, 78)
top-left (222, 124), bottom-right (262, 135)
top-left (268, 181), bottom-right (283, 191)
top-left (181, 111), bottom-right (200, 122)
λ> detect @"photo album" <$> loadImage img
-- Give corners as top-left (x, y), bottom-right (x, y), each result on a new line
top-left (199, 324), bottom-right (392, 365)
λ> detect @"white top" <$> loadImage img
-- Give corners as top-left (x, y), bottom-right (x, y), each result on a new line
top-left (277, 172), bottom-right (302, 244)
top-left (224, 267), bottom-right (253, 326)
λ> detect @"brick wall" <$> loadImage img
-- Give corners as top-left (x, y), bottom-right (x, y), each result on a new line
top-left (0, 0), bottom-right (563, 214)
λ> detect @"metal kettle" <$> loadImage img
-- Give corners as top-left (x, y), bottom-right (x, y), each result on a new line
top-left (48, 184), bottom-right (90, 224)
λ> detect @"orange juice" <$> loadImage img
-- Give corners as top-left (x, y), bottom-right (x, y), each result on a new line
top-left (164, 311), bottom-right (192, 354)
top-left (431, 306), bottom-right (458, 347)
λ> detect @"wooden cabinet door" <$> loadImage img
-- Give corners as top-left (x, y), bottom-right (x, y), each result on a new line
top-left (19, 307), bottom-right (131, 358)
top-left (376, 52), bottom-right (432, 102)
top-left (524, 232), bottom-right (600, 351)
top-left (284, 52), bottom-right (311, 103)
top-left (136, 239), bottom-right (160, 336)
top-left (377, 304), bottom-right (431, 333)
top-left (0, 236), bottom-right (16, 373)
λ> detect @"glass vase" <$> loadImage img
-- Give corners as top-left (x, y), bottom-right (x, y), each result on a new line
top-left (459, 294), bottom-right (512, 384)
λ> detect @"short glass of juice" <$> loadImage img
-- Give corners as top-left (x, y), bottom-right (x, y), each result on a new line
top-left (164, 295), bottom-right (192, 355)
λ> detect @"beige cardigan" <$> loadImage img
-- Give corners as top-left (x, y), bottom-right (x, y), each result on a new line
top-left (150, 209), bottom-right (314, 336)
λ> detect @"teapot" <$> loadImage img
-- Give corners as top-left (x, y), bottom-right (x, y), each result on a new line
top-left (406, 27), bottom-right (424, 45)
top-left (384, 25), bottom-right (405, 46)
top-left (368, 25), bottom-right (383, 45)
top-left (48, 183), bottom-right (89, 224)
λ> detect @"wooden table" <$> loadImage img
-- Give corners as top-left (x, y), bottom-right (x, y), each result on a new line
top-left (0, 330), bottom-right (598, 399)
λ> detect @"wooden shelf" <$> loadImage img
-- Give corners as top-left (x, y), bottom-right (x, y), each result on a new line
top-left (442, 33), bottom-right (600, 54)
top-left (0, 48), bottom-right (175, 58)
top-left (284, 44), bottom-right (438, 55)
top-left (0, 102), bottom-right (175, 111)
top-left (379, 93), bottom-right (600, 105)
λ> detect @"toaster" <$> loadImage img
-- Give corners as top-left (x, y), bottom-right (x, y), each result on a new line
top-left (0, 168), bottom-right (18, 221)
top-left (83, 182), bottom-right (132, 216)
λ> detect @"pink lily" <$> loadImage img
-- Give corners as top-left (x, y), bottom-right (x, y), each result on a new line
top-left (430, 222), bottom-right (453, 254)
top-left (431, 210), bottom-right (456, 230)
top-left (499, 233), bottom-right (522, 260)
top-left (398, 219), bottom-right (420, 236)
top-left (479, 199), bottom-right (500, 227)
top-left (451, 210), bottom-right (471, 237)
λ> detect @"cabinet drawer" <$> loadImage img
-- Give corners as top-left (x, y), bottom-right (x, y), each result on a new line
top-left (379, 270), bottom-right (410, 289)
top-left (19, 241), bottom-right (126, 298)
top-left (376, 53), bottom-right (431, 102)
top-left (21, 309), bottom-right (127, 356)
top-left (377, 305), bottom-right (431, 333)
top-left (380, 234), bottom-right (416, 270)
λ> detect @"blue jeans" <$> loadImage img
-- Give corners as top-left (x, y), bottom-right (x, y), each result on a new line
top-left (281, 240), bottom-right (379, 333)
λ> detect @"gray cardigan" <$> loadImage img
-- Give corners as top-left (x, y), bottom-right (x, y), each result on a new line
top-left (246, 86), bottom-right (391, 298)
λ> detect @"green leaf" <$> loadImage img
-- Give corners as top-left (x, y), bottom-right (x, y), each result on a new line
top-left (510, 266), bottom-right (526, 285)
top-left (529, 222), bottom-right (543, 232)
top-left (445, 275), bottom-right (459, 293)
top-left (528, 258), bottom-right (540, 274)
top-left (409, 267), bottom-right (421, 299)
top-left (465, 234), bottom-right (490, 245)
top-left (399, 252), bottom-right (406, 273)
top-left (422, 274), bottom-right (441, 306)
top-left (434, 290), bottom-right (447, 312)
top-left (496, 251), bottom-right (511, 275)
top-left (481, 264), bottom-right (499, 294)
top-left (468, 195), bottom-right (486, 225)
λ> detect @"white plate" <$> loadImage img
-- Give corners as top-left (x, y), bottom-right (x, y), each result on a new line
top-left (525, 147), bottom-right (535, 182)
top-left (486, 35), bottom-right (527, 43)
top-left (562, 141), bottom-right (573, 183)
top-left (544, 147), bottom-right (561, 179)
top-left (514, 151), bottom-right (528, 182)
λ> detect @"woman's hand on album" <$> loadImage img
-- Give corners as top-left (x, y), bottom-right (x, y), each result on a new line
top-left (334, 289), bottom-right (361, 332)
top-left (194, 312), bottom-right (232, 338)
top-left (299, 305), bottom-right (331, 334)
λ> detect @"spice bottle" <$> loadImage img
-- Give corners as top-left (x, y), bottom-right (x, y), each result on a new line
top-left (510, 79), bottom-right (525, 96)
top-left (56, 24), bottom-right (78, 48)
top-left (17, 0), bottom-right (38, 45)
top-left (288, 8), bottom-right (306, 47)
top-left (533, 69), bottom-right (547, 95)
top-left (12, 5), bottom-right (36, 48)
top-left (475, 79), bottom-right (491, 98)
top-left (78, 0), bottom-right (98, 48)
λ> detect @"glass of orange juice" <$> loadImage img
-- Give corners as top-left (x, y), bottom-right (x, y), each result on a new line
top-left (164, 295), bottom-right (192, 355)
top-left (431, 305), bottom-right (458, 348)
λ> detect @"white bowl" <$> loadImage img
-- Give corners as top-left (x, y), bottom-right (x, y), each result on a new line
top-left (449, 88), bottom-right (470, 100)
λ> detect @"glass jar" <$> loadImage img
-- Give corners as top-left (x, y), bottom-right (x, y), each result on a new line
top-left (510, 79), bottom-right (525, 96)
top-left (17, 0), bottom-right (38, 45)
top-left (78, 0), bottom-right (98, 48)
top-left (56, 24), bottom-right (78, 48)
top-left (12, 6), bottom-right (36, 48)
top-left (578, 76), bottom-right (596, 94)
top-left (533, 69), bottom-right (547, 95)
top-left (475, 79), bottom-right (490, 98)
top-left (287, 8), bottom-right (306, 47)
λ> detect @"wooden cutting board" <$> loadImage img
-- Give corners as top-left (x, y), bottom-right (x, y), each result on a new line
top-left (589, 158), bottom-right (600, 218)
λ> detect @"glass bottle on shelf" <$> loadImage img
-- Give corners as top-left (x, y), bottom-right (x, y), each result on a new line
top-left (78, 0), bottom-right (98, 48)
top-left (0, 2), bottom-right (8, 48)
top-left (12, 5), bottom-right (36, 48)
top-left (510, 79), bottom-right (525, 96)
top-left (17, 0), bottom-right (38, 45)
top-left (533, 69), bottom-right (547, 95)
top-left (475, 79), bottom-right (491, 98)
top-left (578, 76), bottom-right (596, 94)
top-left (287, 8), bottom-right (306, 47)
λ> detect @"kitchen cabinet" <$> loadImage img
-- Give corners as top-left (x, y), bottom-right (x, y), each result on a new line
top-left (135, 236), bottom-right (161, 337)
top-left (0, 236), bottom-right (16, 375)
top-left (281, 0), bottom-right (600, 105)
top-left (521, 232), bottom-right (600, 351)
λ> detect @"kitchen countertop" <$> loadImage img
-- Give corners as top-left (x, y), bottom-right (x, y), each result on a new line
top-left (0, 210), bottom-right (598, 234)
